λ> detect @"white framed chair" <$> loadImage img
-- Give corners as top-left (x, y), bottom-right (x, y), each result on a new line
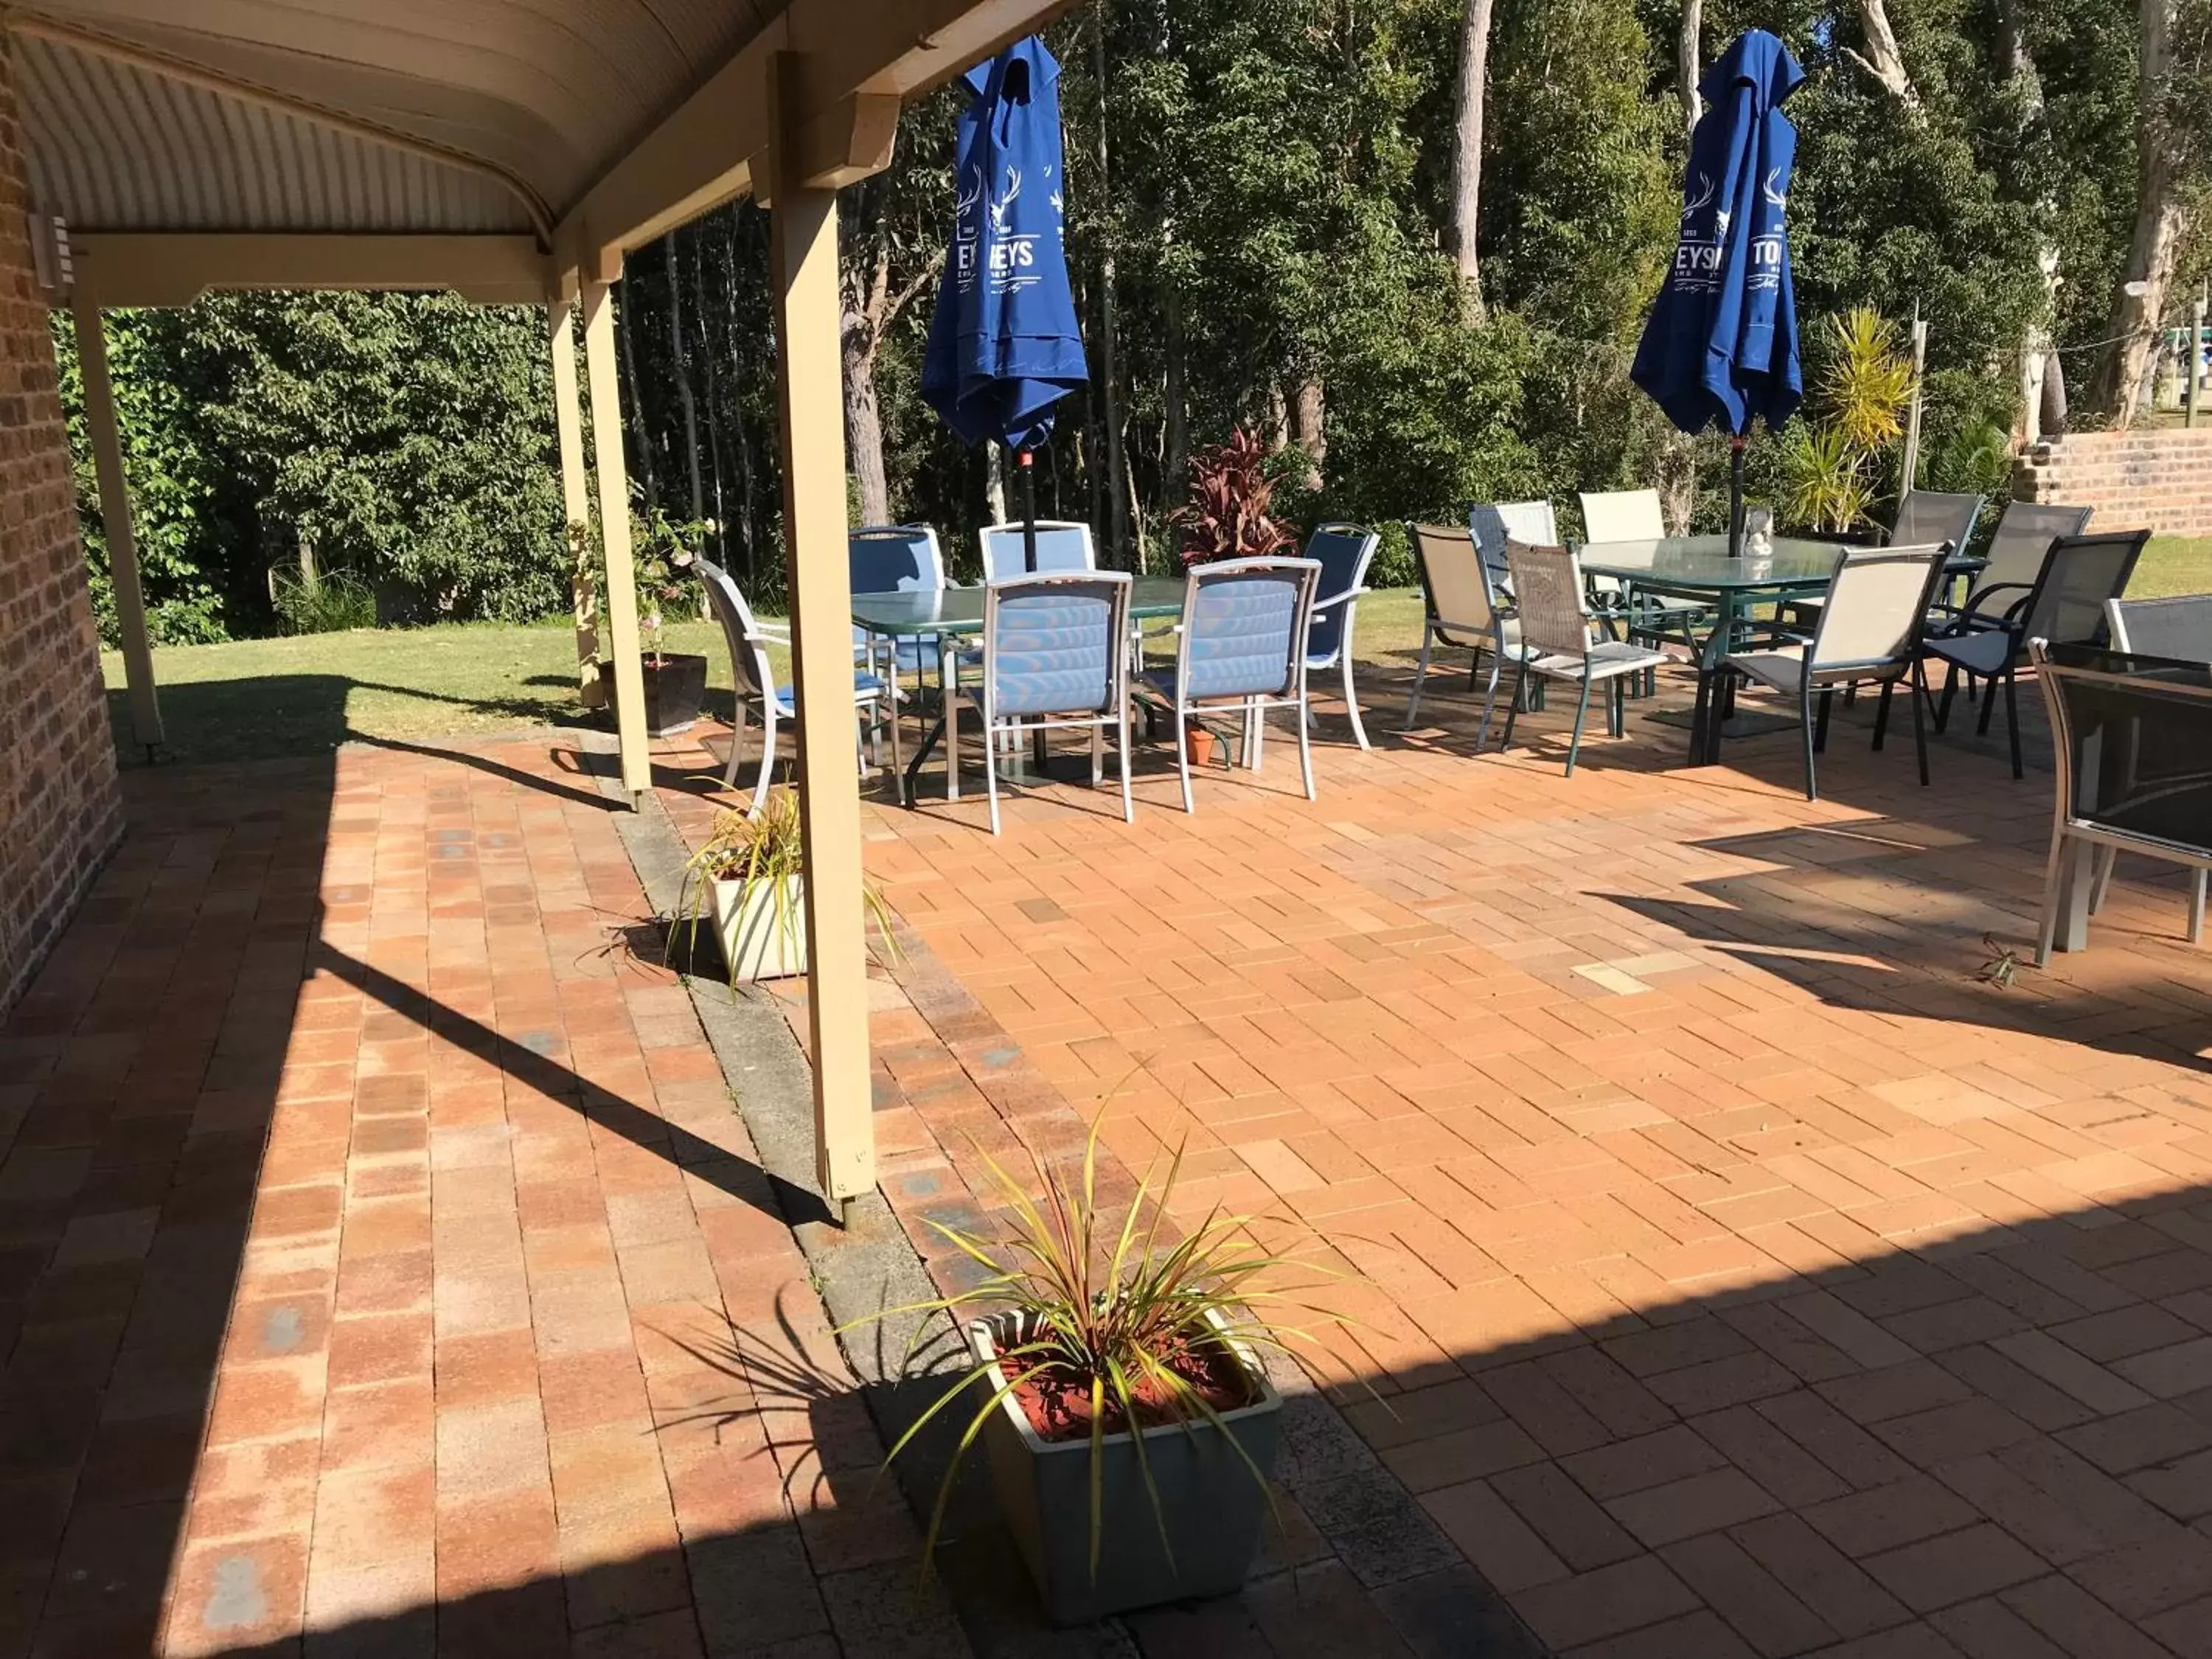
top-left (1578, 489), bottom-right (1666, 543)
top-left (1301, 523), bottom-right (1380, 750)
top-left (699, 558), bottom-right (883, 815)
top-left (950, 571), bottom-right (1134, 836)
top-left (1484, 540), bottom-right (1669, 776)
top-left (1138, 557), bottom-right (1324, 813)
top-left (978, 520), bottom-right (1097, 580)
top-left (1404, 522), bottom-right (1531, 728)
top-left (2085, 592), bottom-right (2212, 945)
top-left (1576, 488), bottom-right (1702, 689)
top-left (1470, 500), bottom-right (1558, 575)
top-left (1717, 544), bottom-right (1951, 801)
top-left (849, 524), bottom-right (947, 672)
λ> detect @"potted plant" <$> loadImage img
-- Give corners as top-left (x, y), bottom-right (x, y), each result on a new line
top-left (674, 792), bottom-right (898, 984)
top-left (598, 507), bottom-right (717, 736)
top-left (1168, 429), bottom-right (1297, 767)
top-left (860, 1116), bottom-right (1354, 1625)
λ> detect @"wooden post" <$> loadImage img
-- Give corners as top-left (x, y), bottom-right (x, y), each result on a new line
top-left (2188, 288), bottom-right (2205, 430)
top-left (1899, 311), bottom-right (1930, 495)
top-left (549, 293), bottom-right (605, 708)
top-left (580, 274), bottom-right (652, 804)
top-left (71, 273), bottom-right (163, 756)
top-left (767, 49), bottom-right (875, 1206)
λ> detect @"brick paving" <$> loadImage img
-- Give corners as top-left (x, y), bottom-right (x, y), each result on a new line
top-left (0, 742), bottom-right (933, 1658)
top-left (661, 657), bottom-right (2212, 1659)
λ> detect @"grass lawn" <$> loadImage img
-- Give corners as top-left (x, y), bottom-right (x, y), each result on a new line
top-left (104, 536), bottom-right (2212, 766)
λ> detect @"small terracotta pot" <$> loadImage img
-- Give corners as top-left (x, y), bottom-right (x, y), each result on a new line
top-left (1184, 726), bottom-right (1217, 767)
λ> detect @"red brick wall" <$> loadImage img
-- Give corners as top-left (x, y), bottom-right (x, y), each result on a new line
top-left (2013, 428), bottom-right (2212, 538)
top-left (0, 52), bottom-right (121, 1012)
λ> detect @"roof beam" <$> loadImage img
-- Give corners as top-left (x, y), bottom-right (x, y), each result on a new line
top-left (72, 233), bottom-right (552, 307)
top-left (557, 0), bottom-right (1078, 267)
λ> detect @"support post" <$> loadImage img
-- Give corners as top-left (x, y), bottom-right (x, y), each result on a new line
top-left (71, 274), bottom-right (163, 757)
top-left (2189, 288), bottom-right (2205, 430)
top-left (580, 276), bottom-right (652, 804)
top-left (768, 49), bottom-right (875, 1206)
top-left (549, 294), bottom-right (605, 708)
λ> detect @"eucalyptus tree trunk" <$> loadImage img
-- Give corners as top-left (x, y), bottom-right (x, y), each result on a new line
top-left (1164, 275), bottom-right (1189, 498)
top-left (1996, 0), bottom-right (2067, 443)
top-left (691, 223), bottom-right (729, 541)
top-left (1677, 0), bottom-right (1703, 135)
top-left (1292, 379), bottom-right (1326, 490)
top-left (664, 230), bottom-right (705, 524)
top-left (616, 280), bottom-right (658, 514)
top-left (1091, 13), bottom-right (1130, 567)
top-left (1846, 0), bottom-right (1919, 107)
top-left (1447, 0), bottom-right (1493, 323)
top-left (2095, 0), bottom-right (2183, 424)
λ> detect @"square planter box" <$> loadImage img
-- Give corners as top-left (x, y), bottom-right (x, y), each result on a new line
top-left (708, 874), bottom-right (807, 982)
top-left (967, 1308), bottom-right (1282, 1626)
top-left (600, 652), bottom-right (709, 737)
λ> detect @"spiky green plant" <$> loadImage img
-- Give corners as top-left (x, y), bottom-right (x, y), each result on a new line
top-left (1819, 307), bottom-right (1915, 451)
top-left (1778, 425), bottom-right (1879, 535)
top-left (850, 1110), bottom-right (1359, 1582)
top-left (672, 791), bottom-right (898, 984)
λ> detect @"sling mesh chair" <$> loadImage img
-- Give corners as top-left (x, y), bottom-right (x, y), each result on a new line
top-left (1576, 487), bottom-right (1705, 689)
top-left (1469, 499), bottom-right (1559, 577)
top-left (950, 571), bottom-right (1134, 836)
top-left (1939, 501), bottom-right (2094, 634)
top-left (2031, 641), bottom-right (2212, 963)
top-left (849, 524), bottom-right (946, 771)
top-left (1301, 524), bottom-right (1381, 750)
top-left (2085, 594), bottom-right (2212, 945)
top-left (978, 520), bottom-right (1097, 579)
top-left (1717, 545), bottom-right (1951, 801)
top-left (1785, 491), bottom-right (1983, 632)
top-left (1138, 557), bottom-right (1323, 813)
top-left (700, 559), bottom-right (884, 816)
top-left (1404, 523), bottom-right (1531, 729)
top-left (1484, 540), bottom-right (1669, 776)
top-left (1922, 529), bottom-right (2149, 779)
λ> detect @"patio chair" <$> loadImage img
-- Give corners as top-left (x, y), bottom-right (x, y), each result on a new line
top-left (1404, 523), bottom-right (1531, 728)
top-left (1576, 488), bottom-right (1703, 690)
top-left (700, 558), bottom-right (884, 816)
top-left (1922, 529), bottom-right (2150, 779)
top-left (1785, 492), bottom-right (1982, 632)
top-left (2087, 593), bottom-right (2212, 943)
top-left (1484, 540), bottom-right (1669, 776)
top-left (1138, 557), bottom-right (1323, 813)
top-left (2031, 640), bottom-right (2212, 963)
top-left (1717, 544), bottom-right (1950, 801)
top-left (1301, 524), bottom-right (1381, 750)
top-left (1939, 500), bottom-right (2094, 634)
top-left (948, 571), bottom-right (1134, 836)
top-left (979, 520), bottom-right (1096, 580)
top-left (1469, 499), bottom-right (1558, 576)
top-left (849, 524), bottom-right (946, 674)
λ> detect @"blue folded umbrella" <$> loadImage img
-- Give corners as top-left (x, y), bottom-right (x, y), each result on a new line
top-left (1632, 29), bottom-right (1806, 440)
top-left (920, 36), bottom-right (1090, 456)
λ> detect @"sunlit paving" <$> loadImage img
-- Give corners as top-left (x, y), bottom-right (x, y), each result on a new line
top-left (8, 1), bottom-right (2212, 1658)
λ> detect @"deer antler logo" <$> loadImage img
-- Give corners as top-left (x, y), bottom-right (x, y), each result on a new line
top-left (1761, 169), bottom-right (1788, 212)
top-left (990, 167), bottom-right (1022, 236)
top-left (955, 167), bottom-right (983, 222)
top-left (1681, 171), bottom-right (1717, 224)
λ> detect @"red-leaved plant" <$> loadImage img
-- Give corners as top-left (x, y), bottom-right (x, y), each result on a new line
top-left (1172, 428), bottom-right (1296, 568)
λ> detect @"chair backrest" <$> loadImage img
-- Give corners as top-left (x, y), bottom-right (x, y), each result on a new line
top-left (979, 520), bottom-right (1096, 580)
top-left (1888, 491), bottom-right (1983, 556)
top-left (1177, 557), bottom-right (1323, 701)
top-left (2022, 530), bottom-right (2152, 648)
top-left (1303, 523), bottom-right (1380, 663)
top-left (1808, 544), bottom-right (1950, 672)
top-left (1503, 540), bottom-right (1595, 660)
top-left (2106, 594), bottom-right (2212, 664)
top-left (1409, 524), bottom-right (1498, 643)
top-left (699, 558), bottom-right (773, 706)
top-left (1469, 500), bottom-right (1558, 566)
top-left (983, 571), bottom-right (1132, 719)
top-left (2034, 641), bottom-right (2212, 850)
top-left (1971, 501), bottom-right (2095, 619)
top-left (849, 524), bottom-right (945, 594)
top-left (1579, 489), bottom-right (1665, 543)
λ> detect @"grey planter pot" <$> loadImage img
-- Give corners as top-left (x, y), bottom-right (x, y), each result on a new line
top-left (967, 1310), bottom-right (1283, 1626)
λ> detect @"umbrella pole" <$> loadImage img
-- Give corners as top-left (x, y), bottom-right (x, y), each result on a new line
top-left (1020, 449), bottom-right (1039, 573)
top-left (1728, 433), bottom-right (1747, 557)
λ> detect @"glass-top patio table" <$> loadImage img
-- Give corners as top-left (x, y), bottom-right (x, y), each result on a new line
top-left (1576, 534), bottom-right (1981, 765)
top-left (852, 575), bottom-right (1191, 806)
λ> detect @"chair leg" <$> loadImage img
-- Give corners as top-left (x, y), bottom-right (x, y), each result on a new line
top-left (1937, 662), bottom-right (1959, 732)
top-left (1564, 675), bottom-right (1596, 778)
top-left (723, 700), bottom-right (748, 789)
top-left (983, 717), bottom-right (1003, 836)
top-left (1174, 706), bottom-right (1195, 814)
top-left (1814, 687), bottom-right (1834, 754)
top-left (751, 700), bottom-right (779, 818)
top-left (2036, 832), bottom-right (2070, 967)
top-left (1976, 669), bottom-right (2000, 737)
top-left (1872, 680), bottom-right (1894, 751)
top-left (1800, 684), bottom-right (1819, 802)
top-left (1910, 663), bottom-right (1931, 787)
top-left (946, 695), bottom-right (961, 801)
top-left (1118, 703), bottom-right (1135, 824)
top-left (1295, 692), bottom-right (1316, 801)
top-left (1342, 655), bottom-right (1369, 751)
top-left (1091, 719), bottom-right (1105, 787)
top-left (2003, 670), bottom-right (2023, 779)
top-left (1405, 624), bottom-right (1434, 729)
top-left (1493, 667), bottom-right (1525, 754)
top-left (2191, 871), bottom-right (2207, 945)
top-left (1608, 675), bottom-right (1625, 739)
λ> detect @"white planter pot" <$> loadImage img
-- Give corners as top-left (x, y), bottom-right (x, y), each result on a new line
top-left (967, 1307), bottom-right (1283, 1625)
top-left (708, 874), bottom-right (807, 981)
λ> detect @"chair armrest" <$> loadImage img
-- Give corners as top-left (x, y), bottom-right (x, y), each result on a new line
top-left (1312, 585), bottom-right (1372, 611)
top-left (751, 625), bottom-right (793, 644)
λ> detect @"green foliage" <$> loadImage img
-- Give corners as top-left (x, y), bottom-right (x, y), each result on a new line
top-left (1780, 309), bottom-right (1916, 533)
top-left (270, 570), bottom-right (378, 636)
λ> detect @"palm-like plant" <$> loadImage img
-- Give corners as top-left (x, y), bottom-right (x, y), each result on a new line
top-left (854, 1110), bottom-right (1356, 1579)
top-left (1781, 307), bottom-right (1916, 535)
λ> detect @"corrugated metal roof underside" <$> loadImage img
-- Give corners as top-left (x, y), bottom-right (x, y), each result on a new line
top-left (15, 34), bottom-right (533, 234)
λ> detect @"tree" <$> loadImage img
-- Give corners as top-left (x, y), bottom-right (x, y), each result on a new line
top-left (2093, 0), bottom-right (2187, 420)
top-left (1447, 0), bottom-right (1495, 321)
